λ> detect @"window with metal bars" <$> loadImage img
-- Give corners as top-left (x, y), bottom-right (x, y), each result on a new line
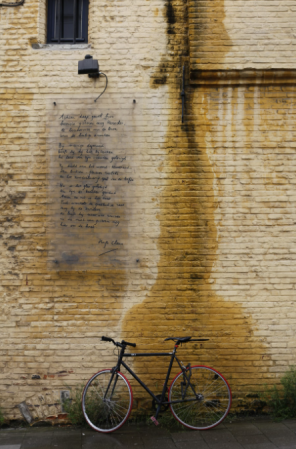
top-left (47, 0), bottom-right (88, 44)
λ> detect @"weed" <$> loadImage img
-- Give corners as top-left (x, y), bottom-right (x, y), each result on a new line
top-left (0, 407), bottom-right (5, 426)
top-left (62, 384), bottom-right (86, 426)
top-left (129, 407), bottom-right (183, 430)
top-left (62, 384), bottom-right (186, 431)
top-left (154, 410), bottom-right (183, 430)
top-left (129, 407), bottom-right (149, 425)
top-left (63, 383), bottom-right (122, 428)
top-left (260, 366), bottom-right (296, 419)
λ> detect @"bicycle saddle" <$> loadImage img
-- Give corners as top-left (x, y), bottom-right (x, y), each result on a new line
top-left (164, 336), bottom-right (209, 343)
top-left (165, 337), bottom-right (192, 343)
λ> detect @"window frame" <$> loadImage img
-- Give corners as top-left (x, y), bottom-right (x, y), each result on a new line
top-left (47, 0), bottom-right (88, 44)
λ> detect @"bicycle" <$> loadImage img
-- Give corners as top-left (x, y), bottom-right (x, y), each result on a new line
top-left (82, 336), bottom-right (232, 433)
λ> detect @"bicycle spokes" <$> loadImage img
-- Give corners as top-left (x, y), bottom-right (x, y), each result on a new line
top-left (82, 370), bottom-right (132, 432)
top-left (169, 366), bottom-right (231, 430)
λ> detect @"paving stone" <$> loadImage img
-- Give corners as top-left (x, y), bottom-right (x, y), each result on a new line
top-left (53, 428), bottom-right (81, 433)
top-left (281, 419), bottom-right (296, 431)
top-left (115, 434), bottom-right (144, 446)
top-left (279, 446), bottom-right (296, 449)
top-left (143, 440), bottom-right (177, 449)
top-left (0, 445), bottom-right (21, 449)
top-left (236, 434), bottom-right (271, 445)
top-left (81, 432), bottom-right (124, 449)
top-left (266, 430), bottom-right (296, 440)
top-left (0, 431), bottom-right (27, 436)
top-left (175, 440), bottom-right (210, 449)
top-left (268, 434), bottom-right (296, 446)
top-left (52, 433), bottom-right (82, 449)
top-left (242, 443), bottom-right (277, 449)
top-left (226, 423), bottom-right (262, 436)
top-left (266, 428), bottom-right (296, 439)
top-left (26, 428), bottom-right (54, 433)
top-left (254, 423), bottom-right (289, 434)
top-left (3, 419), bottom-right (296, 449)
top-left (0, 438), bottom-right (24, 446)
top-left (224, 421), bottom-right (255, 428)
top-left (20, 435), bottom-right (53, 449)
top-left (139, 429), bottom-right (171, 441)
top-left (122, 444), bottom-right (144, 448)
top-left (202, 429), bottom-right (236, 444)
top-left (117, 426), bottom-right (144, 434)
top-left (171, 431), bottom-right (203, 442)
top-left (209, 442), bottom-right (244, 449)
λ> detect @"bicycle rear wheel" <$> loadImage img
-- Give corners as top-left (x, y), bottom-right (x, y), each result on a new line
top-left (169, 365), bottom-right (231, 430)
top-left (82, 369), bottom-right (133, 433)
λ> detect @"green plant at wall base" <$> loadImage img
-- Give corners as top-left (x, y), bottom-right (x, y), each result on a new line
top-left (62, 385), bottom-right (184, 430)
top-left (261, 366), bottom-right (296, 419)
top-left (0, 408), bottom-right (5, 426)
top-left (63, 384), bottom-right (115, 427)
top-left (129, 408), bottom-right (183, 430)
top-left (62, 385), bottom-right (86, 426)
top-left (154, 411), bottom-right (183, 430)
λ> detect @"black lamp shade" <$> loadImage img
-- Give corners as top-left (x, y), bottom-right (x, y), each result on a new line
top-left (78, 55), bottom-right (99, 75)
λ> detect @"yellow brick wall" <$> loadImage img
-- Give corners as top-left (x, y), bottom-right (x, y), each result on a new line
top-left (189, 0), bottom-right (296, 70)
top-left (0, 0), bottom-right (296, 421)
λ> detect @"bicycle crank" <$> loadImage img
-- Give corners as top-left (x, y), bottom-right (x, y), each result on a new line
top-left (152, 394), bottom-right (169, 412)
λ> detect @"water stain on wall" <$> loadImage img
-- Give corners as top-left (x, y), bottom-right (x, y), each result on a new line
top-left (0, 0), bottom-right (274, 420)
top-left (122, 0), bottom-right (267, 409)
top-left (189, 0), bottom-right (232, 73)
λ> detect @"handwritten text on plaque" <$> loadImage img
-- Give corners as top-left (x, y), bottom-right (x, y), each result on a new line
top-left (47, 106), bottom-right (134, 270)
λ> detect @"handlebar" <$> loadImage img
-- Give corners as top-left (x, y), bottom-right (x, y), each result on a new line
top-left (122, 340), bottom-right (136, 348)
top-left (101, 336), bottom-right (114, 343)
top-left (101, 336), bottom-right (136, 348)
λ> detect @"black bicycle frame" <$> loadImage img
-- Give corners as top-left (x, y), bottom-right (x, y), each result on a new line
top-left (111, 345), bottom-right (198, 420)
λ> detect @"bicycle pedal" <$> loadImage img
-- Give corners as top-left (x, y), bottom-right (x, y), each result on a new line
top-left (150, 416), bottom-right (159, 426)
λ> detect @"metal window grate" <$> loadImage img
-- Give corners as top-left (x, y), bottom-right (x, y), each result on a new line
top-left (47, 0), bottom-right (88, 44)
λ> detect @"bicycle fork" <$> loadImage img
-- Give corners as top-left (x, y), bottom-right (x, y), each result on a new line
top-left (104, 368), bottom-right (119, 402)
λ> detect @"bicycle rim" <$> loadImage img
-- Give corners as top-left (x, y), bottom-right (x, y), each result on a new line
top-left (82, 369), bottom-right (133, 433)
top-left (169, 365), bottom-right (232, 430)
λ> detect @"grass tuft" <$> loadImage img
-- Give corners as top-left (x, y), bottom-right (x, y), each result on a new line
top-left (260, 366), bottom-right (296, 419)
top-left (62, 385), bottom-right (184, 430)
top-left (62, 384), bottom-right (86, 426)
top-left (0, 407), bottom-right (5, 426)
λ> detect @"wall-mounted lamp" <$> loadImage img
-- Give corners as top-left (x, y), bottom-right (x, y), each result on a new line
top-left (78, 55), bottom-right (108, 102)
top-left (78, 55), bottom-right (100, 78)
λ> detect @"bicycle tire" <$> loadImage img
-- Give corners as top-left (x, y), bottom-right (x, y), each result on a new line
top-left (169, 365), bottom-right (232, 430)
top-left (82, 369), bottom-right (133, 433)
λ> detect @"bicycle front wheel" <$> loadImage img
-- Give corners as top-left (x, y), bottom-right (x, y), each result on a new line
top-left (82, 369), bottom-right (133, 433)
top-left (169, 365), bottom-right (231, 430)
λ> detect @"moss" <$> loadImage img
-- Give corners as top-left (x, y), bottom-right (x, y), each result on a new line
top-left (0, 408), bottom-right (5, 427)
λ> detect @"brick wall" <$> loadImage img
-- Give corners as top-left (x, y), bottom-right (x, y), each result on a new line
top-left (189, 0), bottom-right (296, 70)
top-left (0, 0), bottom-right (296, 421)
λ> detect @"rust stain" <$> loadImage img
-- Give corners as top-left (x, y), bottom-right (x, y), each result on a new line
top-left (122, 0), bottom-right (266, 410)
top-left (189, 0), bottom-right (232, 71)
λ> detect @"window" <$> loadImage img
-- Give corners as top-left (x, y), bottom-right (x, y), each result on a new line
top-left (47, 0), bottom-right (88, 44)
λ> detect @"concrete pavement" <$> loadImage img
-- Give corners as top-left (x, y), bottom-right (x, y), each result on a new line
top-left (1, 418), bottom-right (296, 449)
